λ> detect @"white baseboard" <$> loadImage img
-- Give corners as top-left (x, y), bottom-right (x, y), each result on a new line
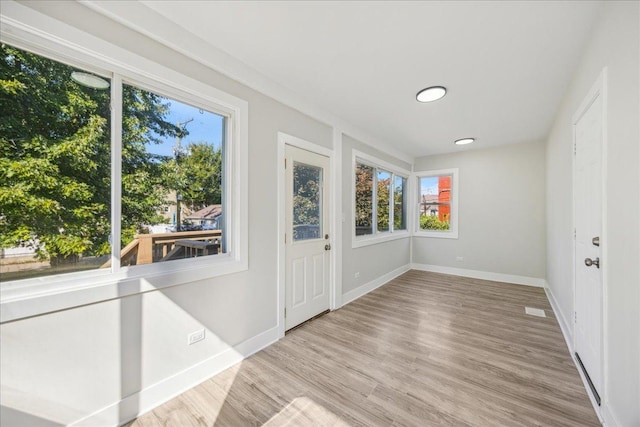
top-left (341, 264), bottom-right (411, 307)
top-left (571, 350), bottom-right (606, 426)
top-left (545, 285), bottom-right (611, 426)
top-left (71, 325), bottom-right (280, 427)
top-left (602, 402), bottom-right (620, 427)
top-left (544, 286), bottom-right (573, 352)
top-left (410, 263), bottom-right (547, 288)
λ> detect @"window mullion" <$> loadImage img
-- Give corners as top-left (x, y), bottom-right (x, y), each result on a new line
top-left (110, 74), bottom-right (123, 272)
top-left (389, 174), bottom-right (395, 233)
top-left (416, 176), bottom-right (421, 232)
top-left (372, 166), bottom-right (377, 234)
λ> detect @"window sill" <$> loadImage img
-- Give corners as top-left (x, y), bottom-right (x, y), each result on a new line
top-left (352, 231), bottom-right (410, 249)
top-left (0, 255), bottom-right (247, 323)
top-left (414, 231), bottom-right (459, 239)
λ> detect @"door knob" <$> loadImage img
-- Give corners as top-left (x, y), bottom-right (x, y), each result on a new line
top-left (584, 257), bottom-right (600, 268)
top-left (325, 244), bottom-right (331, 251)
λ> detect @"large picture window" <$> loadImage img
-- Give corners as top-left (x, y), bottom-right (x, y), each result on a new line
top-left (1, 45), bottom-right (113, 280)
top-left (416, 168), bottom-right (459, 239)
top-left (0, 43), bottom-right (244, 286)
top-left (353, 152), bottom-right (409, 246)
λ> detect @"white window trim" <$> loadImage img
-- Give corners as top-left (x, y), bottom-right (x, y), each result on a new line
top-left (414, 168), bottom-right (459, 239)
top-left (352, 150), bottom-right (411, 249)
top-left (0, 10), bottom-right (248, 323)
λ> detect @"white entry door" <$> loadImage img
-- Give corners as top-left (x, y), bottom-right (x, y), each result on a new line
top-left (574, 87), bottom-right (604, 405)
top-left (285, 145), bottom-right (330, 330)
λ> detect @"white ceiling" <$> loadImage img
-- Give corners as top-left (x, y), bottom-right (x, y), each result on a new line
top-left (97, 1), bottom-right (601, 158)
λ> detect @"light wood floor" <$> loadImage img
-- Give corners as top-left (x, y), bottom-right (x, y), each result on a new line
top-left (126, 270), bottom-right (600, 426)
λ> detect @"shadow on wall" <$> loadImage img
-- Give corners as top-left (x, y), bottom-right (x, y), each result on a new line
top-left (0, 270), bottom-right (265, 426)
top-left (0, 406), bottom-right (64, 427)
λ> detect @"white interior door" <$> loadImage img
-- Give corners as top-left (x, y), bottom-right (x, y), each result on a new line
top-left (574, 91), bottom-right (604, 405)
top-left (285, 145), bottom-right (330, 330)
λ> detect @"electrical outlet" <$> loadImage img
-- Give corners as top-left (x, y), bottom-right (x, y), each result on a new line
top-left (188, 328), bottom-right (205, 345)
top-left (456, 256), bottom-right (464, 262)
top-left (355, 272), bottom-right (360, 278)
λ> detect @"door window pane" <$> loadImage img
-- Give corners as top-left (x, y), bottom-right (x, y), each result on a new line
top-left (293, 162), bottom-right (322, 241)
top-left (121, 84), bottom-right (225, 265)
top-left (355, 163), bottom-right (374, 235)
top-left (0, 44), bottom-right (111, 281)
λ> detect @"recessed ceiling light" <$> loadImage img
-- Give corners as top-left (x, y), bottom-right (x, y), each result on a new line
top-left (70, 71), bottom-right (110, 90)
top-left (416, 86), bottom-right (447, 103)
top-left (454, 138), bottom-right (475, 145)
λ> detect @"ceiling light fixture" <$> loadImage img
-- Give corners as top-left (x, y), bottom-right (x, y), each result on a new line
top-left (454, 138), bottom-right (475, 145)
top-left (416, 86), bottom-right (447, 103)
top-left (71, 71), bottom-right (110, 90)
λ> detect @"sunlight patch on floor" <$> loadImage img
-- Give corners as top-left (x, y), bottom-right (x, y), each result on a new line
top-left (262, 396), bottom-right (347, 427)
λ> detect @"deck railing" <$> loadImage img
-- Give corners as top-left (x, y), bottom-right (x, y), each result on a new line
top-left (102, 230), bottom-right (222, 268)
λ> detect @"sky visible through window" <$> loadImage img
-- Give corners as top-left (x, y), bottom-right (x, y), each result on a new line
top-left (421, 176), bottom-right (438, 195)
top-left (145, 99), bottom-right (224, 157)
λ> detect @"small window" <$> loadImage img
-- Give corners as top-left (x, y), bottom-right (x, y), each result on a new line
top-left (353, 154), bottom-right (409, 245)
top-left (416, 168), bottom-right (459, 239)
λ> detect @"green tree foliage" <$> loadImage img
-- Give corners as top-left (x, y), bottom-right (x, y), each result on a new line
top-left (355, 164), bottom-right (373, 234)
top-left (121, 84), bottom-right (181, 242)
top-left (0, 44), bottom-right (181, 264)
top-left (393, 178), bottom-right (405, 230)
top-left (420, 214), bottom-right (450, 230)
top-left (163, 142), bottom-right (223, 212)
top-left (376, 173), bottom-right (391, 231)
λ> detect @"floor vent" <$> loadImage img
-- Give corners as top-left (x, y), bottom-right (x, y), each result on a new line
top-left (525, 307), bottom-right (546, 317)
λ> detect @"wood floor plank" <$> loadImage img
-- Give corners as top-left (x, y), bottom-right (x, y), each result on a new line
top-left (126, 270), bottom-right (600, 426)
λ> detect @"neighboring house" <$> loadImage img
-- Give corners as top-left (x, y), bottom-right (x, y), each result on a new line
top-left (421, 194), bottom-right (440, 217)
top-left (437, 175), bottom-right (451, 222)
top-left (160, 190), bottom-right (194, 226)
top-left (185, 204), bottom-right (223, 230)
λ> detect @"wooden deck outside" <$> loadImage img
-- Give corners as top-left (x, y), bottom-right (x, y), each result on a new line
top-left (102, 230), bottom-right (222, 268)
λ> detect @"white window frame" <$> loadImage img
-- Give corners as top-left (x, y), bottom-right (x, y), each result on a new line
top-left (352, 150), bottom-right (410, 248)
top-left (414, 168), bottom-right (459, 239)
top-left (0, 13), bottom-right (248, 323)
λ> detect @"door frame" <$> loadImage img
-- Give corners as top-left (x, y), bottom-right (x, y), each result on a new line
top-left (571, 67), bottom-right (608, 418)
top-left (277, 132), bottom-right (340, 338)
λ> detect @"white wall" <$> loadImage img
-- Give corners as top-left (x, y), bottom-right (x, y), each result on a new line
top-left (545, 1), bottom-right (640, 425)
top-left (341, 134), bottom-right (411, 297)
top-left (412, 142), bottom-right (546, 284)
top-left (0, 3), bottom-right (335, 426)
